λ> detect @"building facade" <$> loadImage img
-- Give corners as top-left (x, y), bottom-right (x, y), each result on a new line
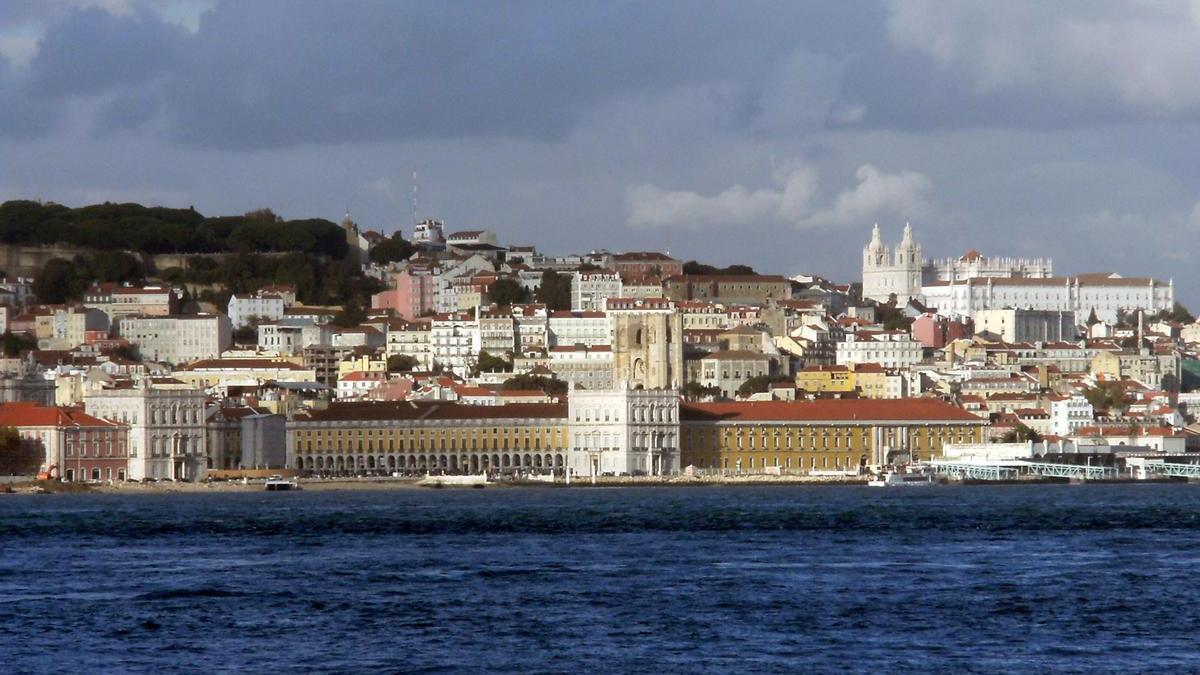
top-left (567, 388), bottom-right (680, 477)
top-left (862, 224), bottom-right (1052, 304)
top-left (680, 399), bottom-right (986, 472)
top-left (84, 378), bottom-right (208, 481)
top-left (606, 297), bottom-right (684, 389)
top-left (117, 314), bottom-right (232, 365)
top-left (287, 401), bottom-right (569, 475)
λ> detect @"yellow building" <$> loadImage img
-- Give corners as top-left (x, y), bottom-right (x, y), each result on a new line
top-left (288, 401), bottom-right (569, 475)
top-left (794, 365), bottom-right (855, 394)
top-left (338, 352), bottom-right (388, 377)
top-left (680, 399), bottom-right (986, 473)
top-left (794, 363), bottom-right (897, 398)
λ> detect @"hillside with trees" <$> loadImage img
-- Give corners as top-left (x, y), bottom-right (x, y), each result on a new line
top-left (0, 201), bottom-right (349, 257)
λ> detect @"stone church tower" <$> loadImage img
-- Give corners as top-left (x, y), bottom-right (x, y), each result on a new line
top-left (607, 298), bottom-right (684, 390)
top-left (862, 223), bottom-right (923, 304)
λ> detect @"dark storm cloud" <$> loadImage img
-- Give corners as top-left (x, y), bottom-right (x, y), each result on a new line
top-left (0, 0), bottom-right (890, 147)
top-left (28, 7), bottom-right (185, 98)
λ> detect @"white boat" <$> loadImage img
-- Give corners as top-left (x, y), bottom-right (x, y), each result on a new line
top-left (264, 476), bottom-right (301, 491)
top-left (417, 473), bottom-right (489, 488)
top-left (868, 470), bottom-right (935, 487)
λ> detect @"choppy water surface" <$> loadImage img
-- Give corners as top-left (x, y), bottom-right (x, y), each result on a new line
top-left (3, 484), bottom-right (1200, 673)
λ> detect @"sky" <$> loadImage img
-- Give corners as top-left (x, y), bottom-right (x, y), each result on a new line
top-left (1, 1), bottom-right (1199, 302)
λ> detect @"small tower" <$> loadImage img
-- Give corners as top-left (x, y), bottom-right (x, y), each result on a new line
top-left (893, 222), bottom-right (923, 302)
top-left (863, 223), bottom-right (888, 268)
top-left (861, 224), bottom-right (894, 303)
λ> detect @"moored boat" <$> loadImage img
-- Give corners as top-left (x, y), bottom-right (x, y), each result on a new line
top-left (264, 476), bottom-right (301, 491)
top-left (868, 470), bottom-right (935, 487)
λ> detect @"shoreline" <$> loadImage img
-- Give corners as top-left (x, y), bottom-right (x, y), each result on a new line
top-left (1, 475), bottom-right (1192, 494)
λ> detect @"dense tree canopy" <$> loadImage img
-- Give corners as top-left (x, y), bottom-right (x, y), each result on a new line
top-left (736, 374), bottom-right (793, 398)
top-left (682, 261), bottom-right (757, 276)
top-left (368, 233), bottom-right (416, 265)
top-left (487, 278), bottom-right (528, 307)
top-left (32, 258), bottom-right (88, 303)
top-left (502, 374), bottom-right (568, 396)
top-left (473, 351), bottom-right (512, 375)
top-left (0, 201), bottom-right (349, 257)
top-left (387, 354), bottom-right (420, 373)
top-left (535, 270), bottom-right (571, 311)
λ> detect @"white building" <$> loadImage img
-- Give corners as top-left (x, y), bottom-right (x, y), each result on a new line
top-left (228, 292), bottom-right (287, 328)
top-left (336, 371), bottom-right (389, 400)
top-left (547, 345), bottom-right (614, 390)
top-left (45, 306), bottom-right (109, 350)
top-left (974, 309), bottom-right (1077, 344)
top-left (921, 274), bottom-right (1173, 324)
top-left (84, 378), bottom-right (207, 481)
top-left (567, 387), bottom-right (680, 477)
top-left (431, 311), bottom-right (480, 377)
top-left (573, 271), bottom-right (622, 311)
top-left (118, 314), bottom-right (232, 365)
top-left (548, 310), bottom-right (610, 347)
top-left (835, 331), bottom-right (923, 369)
top-left (385, 320), bottom-right (433, 370)
top-left (257, 322), bottom-right (303, 355)
top-left (696, 351), bottom-right (774, 399)
top-left (413, 218), bottom-right (446, 250)
top-left (1050, 395), bottom-right (1094, 437)
top-left (862, 224), bottom-right (1052, 304)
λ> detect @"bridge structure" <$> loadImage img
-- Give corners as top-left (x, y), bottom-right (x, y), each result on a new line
top-left (1141, 462), bottom-right (1200, 479)
top-left (925, 460), bottom-right (1119, 481)
top-left (1022, 462), bottom-right (1117, 480)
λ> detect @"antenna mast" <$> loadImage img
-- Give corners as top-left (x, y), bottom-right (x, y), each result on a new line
top-left (411, 170), bottom-right (419, 229)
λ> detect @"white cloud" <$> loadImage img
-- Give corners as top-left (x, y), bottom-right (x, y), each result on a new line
top-left (886, 1), bottom-right (1200, 114)
top-left (625, 162), bottom-right (933, 231)
top-left (797, 164), bottom-right (933, 229)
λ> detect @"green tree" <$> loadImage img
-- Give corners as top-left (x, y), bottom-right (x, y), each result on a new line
top-left (736, 374), bottom-right (794, 399)
top-left (682, 261), bottom-right (758, 276)
top-left (107, 344), bottom-right (141, 362)
top-left (79, 251), bottom-right (144, 283)
top-left (1082, 383), bottom-right (1126, 413)
top-left (387, 354), bottom-right (420, 372)
top-left (473, 350), bottom-right (512, 375)
top-left (502, 374), bottom-right (568, 396)
top-left (683, 381), bottom-right (722, 401)
top-left (331, 300), bottom-right (367, 328)
top-left (487, 278), bottom-right (528, 306)
top-left (231, 326), bottom-right (258, 343)
top-left (368, 234), bottom-right (416, 265)
top-left (1001, 422), bottom-right (1042, 443)
top-left (1, 331), bottom-right (36, 357)
top-left (1086, 308), bottom-right (1100, 326)
top-left (1153, 302), bottom-right (1195, 324)
top-left (535, 270), bottom-right (571, 310)
top-left (32, 257), bottom-right (87, 303)
top-left (0, 426), bottom-right (39, 475)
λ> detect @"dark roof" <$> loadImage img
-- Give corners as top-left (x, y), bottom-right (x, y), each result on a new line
top-left (296, 401), bottom-right (567, 422)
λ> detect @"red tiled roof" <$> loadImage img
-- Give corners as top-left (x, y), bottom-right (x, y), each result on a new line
top-left (0, 402), bottom-right (119, 428)
top-left (297, 401), bottom-right (567, 422)
top-left (681, 399), bottom-right (982, 423)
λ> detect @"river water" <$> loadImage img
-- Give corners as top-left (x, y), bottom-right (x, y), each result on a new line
top-left (2, 484), bottom-right (1199, 673)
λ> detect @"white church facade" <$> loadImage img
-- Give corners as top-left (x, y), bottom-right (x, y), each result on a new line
top-left (861, 225), bottom-right (1171, 324)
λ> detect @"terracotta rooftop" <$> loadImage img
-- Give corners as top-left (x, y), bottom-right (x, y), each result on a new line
top-left (681, 399), bottom-right (982, 423)
top-left (295, 401), bottom-right (567, 422)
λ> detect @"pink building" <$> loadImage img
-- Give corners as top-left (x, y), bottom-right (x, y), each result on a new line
top-left (371, 268), bottom-right (438, 320)
top-left (911, 313), bottom-right (974, 349)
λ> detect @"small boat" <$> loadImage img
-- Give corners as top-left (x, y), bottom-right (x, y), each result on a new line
top-left (868, 470), bottom-right (935, 487)
top-left (264, 476), bottom-right (301, 491)
top-left (417, 473), bottom-right (489, 488)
